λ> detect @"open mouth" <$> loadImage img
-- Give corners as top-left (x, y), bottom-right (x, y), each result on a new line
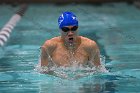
top-left (68, 37), bottom-right (74, 43)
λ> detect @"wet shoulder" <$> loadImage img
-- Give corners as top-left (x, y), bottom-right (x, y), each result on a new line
top-left (80, 36), bottom-right (99, 52)
top-left (43, 36), bottom-right (61, 48)
top-left (79, 36), bottom-right (99, 52)
top-left (80, 36), bottom-right (97, 46)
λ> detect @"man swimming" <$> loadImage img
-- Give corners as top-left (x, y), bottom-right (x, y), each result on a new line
top-left (40, 11), bottom-right (101, 68)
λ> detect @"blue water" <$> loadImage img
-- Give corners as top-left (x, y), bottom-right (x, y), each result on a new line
top-left (0, 3), bottom-right (140, 93)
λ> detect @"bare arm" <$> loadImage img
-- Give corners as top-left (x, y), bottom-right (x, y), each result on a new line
top-left (92, 47), bottom-right (101, 66)
top-left (89, 41), bottom-right (101, 67)
top-left (90, 42), bottom-right (109, 72)
top-left (40, 39), bottom-right (56, 67)
top-left (40, 46), bottom-right (49, 66)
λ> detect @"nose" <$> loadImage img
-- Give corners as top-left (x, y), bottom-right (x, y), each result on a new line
top-left (67, 31), bottom-right (74, 36)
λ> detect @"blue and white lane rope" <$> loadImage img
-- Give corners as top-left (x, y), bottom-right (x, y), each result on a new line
top-left (0, 4), bottom-right (28, 47)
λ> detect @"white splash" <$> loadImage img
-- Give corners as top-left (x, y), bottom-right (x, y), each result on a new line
top-left (35, 55), bottom-right (108, 79)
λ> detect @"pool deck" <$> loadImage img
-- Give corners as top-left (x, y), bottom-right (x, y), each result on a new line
top-left (0, 0), bottom-right (135, 4)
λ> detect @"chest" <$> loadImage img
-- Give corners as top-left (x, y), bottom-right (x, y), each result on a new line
top-left (51, 46), bottom-right (89, 66)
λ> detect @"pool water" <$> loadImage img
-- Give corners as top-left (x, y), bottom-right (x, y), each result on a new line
top-left (0, 3), bottom-right (140, 93)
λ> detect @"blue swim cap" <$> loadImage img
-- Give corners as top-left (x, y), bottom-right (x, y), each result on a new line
top-left (58, 11), bottom-right (78, 29)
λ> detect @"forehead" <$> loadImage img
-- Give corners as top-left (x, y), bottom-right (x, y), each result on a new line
top-left (63, 26), bottom-right (75, 28)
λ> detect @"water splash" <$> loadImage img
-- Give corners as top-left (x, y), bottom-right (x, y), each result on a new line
top-left (35, 55), bottom-right (108, 80)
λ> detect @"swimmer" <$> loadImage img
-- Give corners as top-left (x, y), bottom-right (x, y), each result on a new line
top-left (40, 11), bottom-right (101, 68)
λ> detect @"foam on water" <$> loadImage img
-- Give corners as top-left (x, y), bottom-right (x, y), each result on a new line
top-left (35, 56), bottom-right (108, 80)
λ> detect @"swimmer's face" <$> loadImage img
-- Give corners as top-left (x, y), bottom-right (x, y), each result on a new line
top-left (60, 26), bottom-right (78, 44)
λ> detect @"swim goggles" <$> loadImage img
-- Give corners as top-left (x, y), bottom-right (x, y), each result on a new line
top-left (61, 26), bottom-right (78, 32)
